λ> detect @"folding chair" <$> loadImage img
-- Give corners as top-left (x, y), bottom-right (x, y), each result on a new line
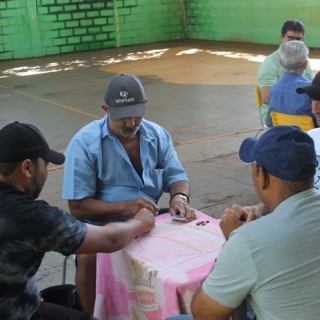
top-left (255, 85), bottom-right (269, 136)
top-left (270, 111), bottom-right (315, 132)
top-left (62, 255), bottom-right (76, 284)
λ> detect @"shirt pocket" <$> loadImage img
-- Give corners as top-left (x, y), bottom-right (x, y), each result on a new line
top-left (143, 168), bottom-right (165, 199)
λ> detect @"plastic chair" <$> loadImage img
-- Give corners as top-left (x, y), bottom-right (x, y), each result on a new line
top-left (270, 111), bottom-right (315, 132)
top-left (255, 85), bottom-right (269, 136)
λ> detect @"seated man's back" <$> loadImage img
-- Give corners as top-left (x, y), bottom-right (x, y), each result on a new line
top-left (188, 126), bottom-right (320, 320)
top-left (216, 189), bottom-right (320, 319)
top-left (269, 72), bottom-right (311, 115)
top-left (257, 19), bottom-right (314, 125)
top-left (268, 40), bottom-right (316, 125)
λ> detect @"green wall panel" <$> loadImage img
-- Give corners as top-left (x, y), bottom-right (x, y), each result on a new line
top-left (186, 0), bottom-right (319, 49)
top-left (0, 0), bottom-right (319, 61)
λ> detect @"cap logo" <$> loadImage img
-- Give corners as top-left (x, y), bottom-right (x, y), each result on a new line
top-left (119, 91), bottom-right (128, 98)
top-left (115, 91), bottom-right (135, 104)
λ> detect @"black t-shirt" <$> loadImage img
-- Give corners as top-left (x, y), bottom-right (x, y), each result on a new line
top-left (0, 182), bottom-right (87, 320)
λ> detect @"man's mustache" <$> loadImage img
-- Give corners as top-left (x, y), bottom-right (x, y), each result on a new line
top-left (122, 126), bottom-right (140, 133)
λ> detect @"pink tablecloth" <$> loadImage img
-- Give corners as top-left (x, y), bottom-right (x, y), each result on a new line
top-left (94, 210), bottom-right (225, 320)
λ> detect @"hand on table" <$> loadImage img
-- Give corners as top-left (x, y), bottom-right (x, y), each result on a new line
top-left (169, 196), bottom-right (196, 222)
top-left (220, 204), bottom-right (257, 240)
top-left (128, 197), bottom-right (160, 216)
top-left (133, 208), bottom-right (156, 233)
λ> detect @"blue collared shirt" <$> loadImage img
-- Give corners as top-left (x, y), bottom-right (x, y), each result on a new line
top-left (62, 116), bottom-right (188, 205)
top-left (269, 72), bottom-right (312, 116)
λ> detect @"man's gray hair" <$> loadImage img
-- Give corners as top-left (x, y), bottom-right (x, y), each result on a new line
top-left (279, 40), bottom-right (309, 72)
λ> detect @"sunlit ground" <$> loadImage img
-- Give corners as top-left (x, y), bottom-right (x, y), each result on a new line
top-left (1, 46), bottom-right (320, 85)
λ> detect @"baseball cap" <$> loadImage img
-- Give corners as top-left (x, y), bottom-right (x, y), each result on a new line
top-left (296, 71), bottom-right (320, 101)
top-left (239, 126), bottom-right (317, 181)
top-left (104, 73), bottom-right (146, 121)
top-left (0, 121), bottom-right (65, 165)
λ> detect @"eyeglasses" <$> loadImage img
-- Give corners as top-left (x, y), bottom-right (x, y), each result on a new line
top-left (285, 34), bottom-right (304, 41)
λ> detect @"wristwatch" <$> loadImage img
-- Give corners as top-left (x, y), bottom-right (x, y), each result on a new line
top-left (174, 194), bottom-right (188, 203)
top-left (170, 192), bottom-right (189, 204)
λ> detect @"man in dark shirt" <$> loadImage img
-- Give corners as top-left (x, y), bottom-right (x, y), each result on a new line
top-left (0, 121), bottom-right (155, 320)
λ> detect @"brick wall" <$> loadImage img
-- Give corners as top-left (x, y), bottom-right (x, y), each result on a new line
top-left (0, 0), bottom-right (185, 60)
top-left (185, 0), bottom-right (319, 49)
top-left (0, 0), bottom-right (319, 61)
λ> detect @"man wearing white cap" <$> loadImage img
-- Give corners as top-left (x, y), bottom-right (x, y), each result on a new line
top-left (62, 73), bottom-right (195, 314)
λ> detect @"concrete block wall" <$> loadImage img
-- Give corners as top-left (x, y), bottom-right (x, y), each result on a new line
top-left (185, 0), bottom-right (320, 49)
top-left (0, 0), bottom-right (319, 61)
top-left (0, 0), bottom-right (185, 60)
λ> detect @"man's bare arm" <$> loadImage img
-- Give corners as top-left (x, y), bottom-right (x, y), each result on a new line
top-left (68, 197), bottom-right (160, 220)
top-left (191, 287), bottom-right (234, 320)
top-left (76, 208), bottom-right (155, 254)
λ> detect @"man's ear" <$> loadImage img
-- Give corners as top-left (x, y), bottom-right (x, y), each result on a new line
top-left (101, 104), bottom-right (109, 113)
top-left (259, 167), bottom-right (270, 189)
top-left (302, 59), bottom-right (308, 70)
top-left (19, 159), bottom-right (33, 178)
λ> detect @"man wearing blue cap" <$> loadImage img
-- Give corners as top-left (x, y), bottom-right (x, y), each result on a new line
top-left (62, 73), bottom-right (196, 314)
top-left (168, 125), bottom-right (320, 320)
top-left (221, 71), bottom-right (320, 234)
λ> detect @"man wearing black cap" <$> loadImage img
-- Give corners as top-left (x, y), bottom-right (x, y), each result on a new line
top-left (297, 71), bottom-right (320, 125)
top-left (168, 125), bottom-right (320, 320)
top-left (0, 122), bottom-right (155, 320)
top-left (62, 73), bottom-right (195, 313)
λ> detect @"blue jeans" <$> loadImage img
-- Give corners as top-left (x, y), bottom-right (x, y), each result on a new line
top-left (166, 316), bottom-right (193, 320)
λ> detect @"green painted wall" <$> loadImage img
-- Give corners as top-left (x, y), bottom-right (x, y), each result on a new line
top-left (0, 0), bottom-right (319, 61)
top-left (185, 0), bottom-right (319, 49)
top-left (0, 0), bottom-right (186, 60)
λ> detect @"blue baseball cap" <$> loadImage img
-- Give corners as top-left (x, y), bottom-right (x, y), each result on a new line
top-left (239, 126), bottom-right (317, 181)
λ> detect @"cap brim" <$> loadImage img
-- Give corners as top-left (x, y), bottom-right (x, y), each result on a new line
top-left (109, 103), bottom-right (145, 121)
top-left (296, 86), bottom-right (320, 101)
top-left (239, 137), bottom-right (258, 163)
top-left (43, 149), bottom-right (65, 165)
top-left (307, 128), bottom-right (320, 155)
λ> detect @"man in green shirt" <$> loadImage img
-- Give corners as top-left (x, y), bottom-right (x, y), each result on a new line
top-left (257, 20), bottom-right (314, 126)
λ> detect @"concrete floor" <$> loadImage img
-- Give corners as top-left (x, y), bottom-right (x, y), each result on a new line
top-left (1, 39), bottom-right (319, 290)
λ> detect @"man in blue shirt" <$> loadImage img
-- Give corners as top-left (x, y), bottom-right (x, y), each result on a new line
top-left (62, 73), bottom-right (195, 314)
top-left (257, 20), bottom-right (314, 125)
top-left (268, 40), bottom-right (316, 126)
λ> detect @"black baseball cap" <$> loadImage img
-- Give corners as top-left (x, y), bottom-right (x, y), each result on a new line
top-left (0, 122), bottom-right (65, 165)
top-left (296, 71), bottom-right (320, 101)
